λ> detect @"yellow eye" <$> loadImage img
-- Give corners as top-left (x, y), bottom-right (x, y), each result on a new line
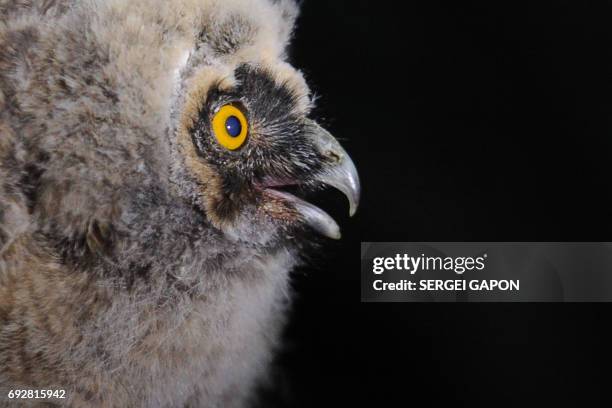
top-left (211, 104), bottom-right (248, 150)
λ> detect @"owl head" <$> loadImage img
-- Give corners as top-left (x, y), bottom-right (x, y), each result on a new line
top-left (4, 0), bottom-right (359, 266)
top-left (167, 0), bottom-right (360, 245)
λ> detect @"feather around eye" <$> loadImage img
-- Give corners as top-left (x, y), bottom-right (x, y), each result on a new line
top-left (212, 104), bottom-right (248, 150)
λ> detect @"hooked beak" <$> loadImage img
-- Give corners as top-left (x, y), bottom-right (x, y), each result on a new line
top-left (265, 120), bottom-right (360, 239)
top-left (307, 120), bottom-right (361, 217)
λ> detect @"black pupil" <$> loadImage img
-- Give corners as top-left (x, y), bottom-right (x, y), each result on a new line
top-left (225, 116), bottom-right (242, 137)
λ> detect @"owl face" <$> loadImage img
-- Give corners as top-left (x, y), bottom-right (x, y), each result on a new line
top-left (176, 63), bottom-right (359, 241)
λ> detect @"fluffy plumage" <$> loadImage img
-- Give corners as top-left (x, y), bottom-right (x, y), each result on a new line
top-left (0, 1), bottom-right (358, 406)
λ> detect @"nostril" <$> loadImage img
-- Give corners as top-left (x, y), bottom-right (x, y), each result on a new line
top-left (325, 150), bottom-right (342, 163)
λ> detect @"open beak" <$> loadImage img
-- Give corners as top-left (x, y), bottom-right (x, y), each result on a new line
top-left (266, 120), bottom-right (360, 239)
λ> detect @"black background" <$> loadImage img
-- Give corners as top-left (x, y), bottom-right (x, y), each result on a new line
top-left (259, 1), bottom-right (612, 407)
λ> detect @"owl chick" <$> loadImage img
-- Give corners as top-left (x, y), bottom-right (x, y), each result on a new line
top-left (0, 0), bottom-right (359, 407)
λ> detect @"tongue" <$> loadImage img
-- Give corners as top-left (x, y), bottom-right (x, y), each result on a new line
top-left (266, 189), bottom-right (341, 239)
